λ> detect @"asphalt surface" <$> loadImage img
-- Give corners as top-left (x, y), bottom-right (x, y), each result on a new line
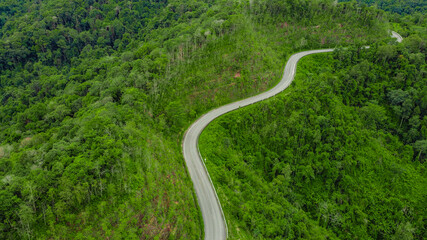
top-left (183, 32), bottom-right (403, 240)
top-left (182, 49), bottom-right (333, 240)
top-left (391, 31), bottom-right (403, 43)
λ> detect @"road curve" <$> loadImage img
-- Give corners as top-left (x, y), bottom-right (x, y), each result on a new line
top-left (391, 31), bottom-right (403, 43)
top-left (183, 32), bottom-right (403, 240)
top-left (182, 49), bottom-right (333, 240)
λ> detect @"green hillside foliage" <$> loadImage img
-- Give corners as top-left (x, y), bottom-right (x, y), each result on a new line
top-left (199, 33), bottom-right (426, 239)
top-left (0, 0), bottom-right (400, 239)
top-left (339, 0), bottom-right (426, 15)
top-left (337, 1), bottom-right (426, 42)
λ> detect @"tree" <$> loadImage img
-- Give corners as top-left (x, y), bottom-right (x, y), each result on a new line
top-left (413, 140), bottom-right (427, 161)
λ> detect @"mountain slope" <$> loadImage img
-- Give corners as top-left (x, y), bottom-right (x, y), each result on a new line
top-left (199, 33), bottom-right (426, 239)
top-left (0, 0), bottom-right (393, 239)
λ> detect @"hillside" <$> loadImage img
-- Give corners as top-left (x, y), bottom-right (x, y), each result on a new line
top-left (0, 0), bottom-right (405, 239)
top-left (199, 28), bottom-right (426, 239)
top-left (339, 0), bottom-right (426, 15)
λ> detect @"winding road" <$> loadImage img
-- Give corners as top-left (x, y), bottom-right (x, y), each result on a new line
top-left (391, 31), bottom-right (403, 43)
top-left (182, 32), bottom-right (402, 240)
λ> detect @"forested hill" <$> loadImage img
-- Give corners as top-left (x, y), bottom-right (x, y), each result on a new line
top-left (339, 0), bottom-right (426, 15)
top-left (200, 41), bottom-right (426, 239)
top-left (0, 0), bottom-right (169, 69)
top-left (0, 0), bottom-right (404, 239)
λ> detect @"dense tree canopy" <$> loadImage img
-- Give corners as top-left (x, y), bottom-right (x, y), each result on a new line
top-left (200, 38), bottom-right (426, 238)
top-left (339, 0), bottom-right (426, 15)
top-left (1, 0), bottom-right (422, 239)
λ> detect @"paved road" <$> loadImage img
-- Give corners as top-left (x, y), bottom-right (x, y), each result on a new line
top-left (391, 31), bottom-right (403, 43)
top-left (183, 32), bottom-right (403, 240)
top-left (182, 49), bottom-right (333, 240)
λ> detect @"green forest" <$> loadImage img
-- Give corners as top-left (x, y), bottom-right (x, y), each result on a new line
top-left (199, 3), bottom-right (426, 239)
top-left (0, 0), bottom-right (425, 239)
top-left (339, 0), bottom-right (426, 15)
top-left (200, 43), bottom-right (426, 239)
